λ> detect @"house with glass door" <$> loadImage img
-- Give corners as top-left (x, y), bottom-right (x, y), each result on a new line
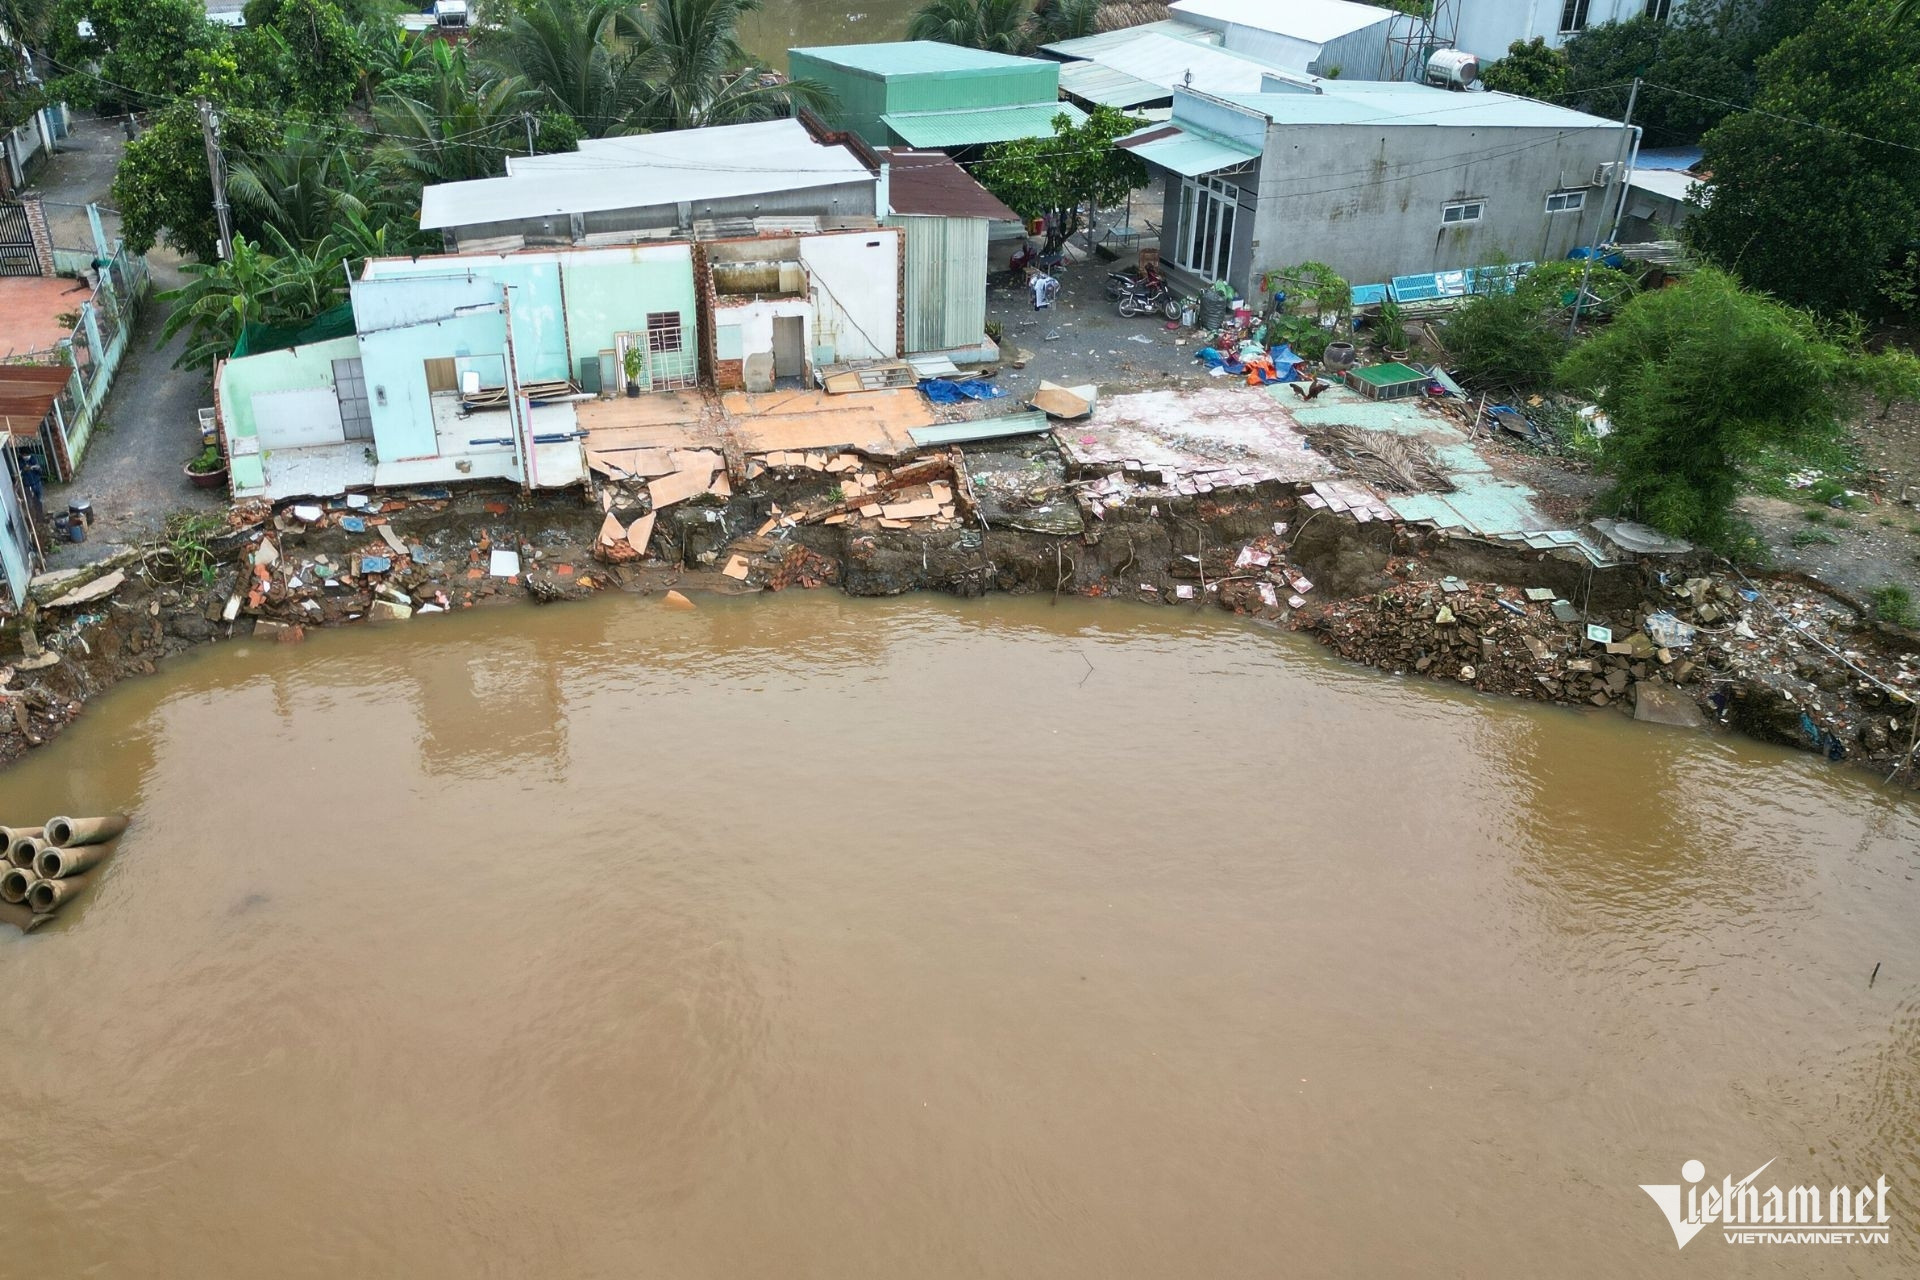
top-left (1120, 81), bottom-right (1621, 297)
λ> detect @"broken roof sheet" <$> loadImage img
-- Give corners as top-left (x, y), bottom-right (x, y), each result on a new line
top-left (879, 149), bottom-right (1018, 220)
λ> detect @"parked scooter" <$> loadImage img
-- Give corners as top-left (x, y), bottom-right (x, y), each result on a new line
top-left (1115, 269), bottom-right (1177, 319)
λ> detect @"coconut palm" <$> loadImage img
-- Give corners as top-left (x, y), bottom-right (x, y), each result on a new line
top-left (615, 0), bottom-right (832, 131)
top-left (226, 125), bottom-right (380, 247)
top-left (480, 0), bottom-right (656, 137)
top-left (1031, 0), bottom-right (1100, 43)
top-left (907, 0), bottom-right (1033, 54)
top-left (375, 42), bottom-right (535, 183)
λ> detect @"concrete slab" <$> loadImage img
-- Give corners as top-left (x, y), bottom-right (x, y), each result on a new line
top-left (1058, 388), bottom-right (1332, 488)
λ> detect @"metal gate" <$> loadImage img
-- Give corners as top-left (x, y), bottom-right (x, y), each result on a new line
top-left (0, 201), bottom-right (41, 277)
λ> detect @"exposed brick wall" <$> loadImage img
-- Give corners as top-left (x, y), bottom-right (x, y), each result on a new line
top-left (18, 192), bottom-right (55, 277)
top-left (712, 359), bottom-right (744, 390)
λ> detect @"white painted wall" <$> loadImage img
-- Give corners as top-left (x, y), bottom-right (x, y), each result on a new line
top-left (1453, 0), bottom-right (1655, 62)
top-left (797, 229), bottom-right (901, 364)
top-left (251, 386), bottom-right (346, 449)
top-left (715, 297), bottom-right (814, 373)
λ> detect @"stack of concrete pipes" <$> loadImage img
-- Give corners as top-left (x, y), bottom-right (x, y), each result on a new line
top-left (0, 816), bottom-right (129, 924)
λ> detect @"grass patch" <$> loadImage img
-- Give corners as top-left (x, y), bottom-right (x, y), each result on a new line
top-left (1790, 528), bottom-right (1840, 548)
top-left (1801, 508), bottom-right (1827, 523)
top-left (1871, 584), bottom-right (1917, 627)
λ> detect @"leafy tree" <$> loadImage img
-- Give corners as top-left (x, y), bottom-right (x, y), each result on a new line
top-left (1439, 260), bottom-right (1640, 392)
top-left (156, 225), bottom-right (358, 368)
top-left (976, 105), bottom-right (1145, 248)
top-left (48, 0), bottom-right (229, 106)
top-left (1689, 0), bottom-right (1920, 313)
top-left (1479, 37), bottom-right (1568, 100)
top-left (246, 0), bottom-right (365, 116)
top-left (907, 0), bottom-right (1032, 54)
top-left (112, 100), bottom-right (280, 259)
top-left (1557, 268), bottom-right (1854, 543)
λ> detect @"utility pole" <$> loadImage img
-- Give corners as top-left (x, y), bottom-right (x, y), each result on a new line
top-left (1568, 75), bottom-right (1639, 337)
top-left (523, 112), bottom-right (536, 157)
top-left (196, 96), bottom-right (234, 261)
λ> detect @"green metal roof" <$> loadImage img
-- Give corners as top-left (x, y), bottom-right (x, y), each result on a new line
top-left (1116, 122), bottom-right (1258, 177)
top-left (790, 41), bottom-right (1050, 76)
top-left (882, 102), bottom-right (1088, 147)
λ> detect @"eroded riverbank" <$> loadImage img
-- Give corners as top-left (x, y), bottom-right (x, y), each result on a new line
top-left (1, 592), bottom-right (1915, 1276)
top-left (4, 482), bottom-right (1916, 788)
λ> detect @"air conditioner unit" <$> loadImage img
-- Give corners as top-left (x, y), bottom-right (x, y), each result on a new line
top-left (1590, 162), bottom-right (1618, 187)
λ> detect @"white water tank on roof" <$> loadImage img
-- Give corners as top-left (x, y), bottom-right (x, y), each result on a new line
top-left (1426, 49), bottom-right (1480, 90)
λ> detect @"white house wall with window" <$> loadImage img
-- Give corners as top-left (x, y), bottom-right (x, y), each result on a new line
top-left (1451, 0), bottom-right (1662, 63)
top-left (1124, 83), bottom-right (1623, 295)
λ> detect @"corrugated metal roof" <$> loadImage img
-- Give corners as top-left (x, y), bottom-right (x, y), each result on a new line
top-left (788, 41), bottom-right (1052, 75)
top-left (879, 149), bottom-right (1017, 219)
top-left (424, 120), bottom-right (873, 230)
top-left (1116, 122), bottom-right (1260, 176)
top-left (1634, 146), bottom-right (1703, 171)
top-left (1171, 0), bottom-right (1398, 42)
top-left (1058, 60), bottom-right (1170, 109)
top-left (1042, 19), bottom-right (1222, 57)
top-left (1628, 169), bottom-right (1700, 202)
top-left (1219, 86), bottom-right (1618, 130)
top-left (1061, 30), bottom-right (1318, 99)
top-left (881, 102), bottom-right (1087, 147)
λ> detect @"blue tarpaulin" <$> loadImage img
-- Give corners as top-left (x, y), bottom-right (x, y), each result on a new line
top-left (918, 378), bottom-right (1007, 404)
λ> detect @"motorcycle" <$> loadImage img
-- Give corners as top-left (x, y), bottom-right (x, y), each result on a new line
top-left (1116, 272), bottom-right (1178, 320)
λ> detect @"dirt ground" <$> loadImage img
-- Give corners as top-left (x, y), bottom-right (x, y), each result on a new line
top-left (1735, 402), bottom-right (1920, 605)
top-left (24, 112), bottom-right (217, 568)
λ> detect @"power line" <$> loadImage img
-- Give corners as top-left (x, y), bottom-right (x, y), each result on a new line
top-left (1639, 80), bottom-right (1920, 156)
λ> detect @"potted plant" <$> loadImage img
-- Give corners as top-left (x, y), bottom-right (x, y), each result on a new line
top-left (185, 443), bottom-right (227, 489)
top-left (623, 345), bottom-right (643, 397)
top-left (1375, 299), bottom-right (1410, 360)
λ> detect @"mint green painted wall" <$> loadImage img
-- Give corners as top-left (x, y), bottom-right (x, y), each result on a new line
top-left (218, 335), bottom-right (360, 441)
top-left (790, 55), bottom-right (891, 143)
top-left (217, 335), bottom-right (360, 491)
top-left (557, 249), bottom-right (698, 377)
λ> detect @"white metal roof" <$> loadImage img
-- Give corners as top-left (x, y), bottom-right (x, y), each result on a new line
top-left (1219, 85), bottom-right (1618, 130)
top-left (1062, 30), bottom-right (1321, 97)
top-left (1171, 0), bottom-right (1400, 43)
top-left (1628, 168), bottom-right (1700, 202)
top-left (425, 120), bottom-right (873, 230)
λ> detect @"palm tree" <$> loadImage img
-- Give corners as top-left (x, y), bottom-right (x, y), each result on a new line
top-left (907, 0), bottom-right (1033, 55)
top-left (480, 0), bottom-right (655, 137)
top-left (375, 42), bottom-right (534, 183)
top-left (226, 125), bottom-right (380, 247)
top-left (616, 0), bottom-right (832, 131)
top-left (1030, 0), bottom-right (1100, 43)
top-left (157, 226), bottom-right (349, 369)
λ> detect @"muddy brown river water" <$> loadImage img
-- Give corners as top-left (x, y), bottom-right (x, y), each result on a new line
top-left (0, 594), bottom-right (1915, 1276)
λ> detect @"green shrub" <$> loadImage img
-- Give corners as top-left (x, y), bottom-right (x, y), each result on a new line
top-left (1871, 584), bottom-right (1917, 627)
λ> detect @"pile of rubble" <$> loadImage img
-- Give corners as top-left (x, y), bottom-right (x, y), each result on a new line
top-left (1298, 563), bottom-right (1920, 773)
top-left (234, 498), bottom-right (600, 630)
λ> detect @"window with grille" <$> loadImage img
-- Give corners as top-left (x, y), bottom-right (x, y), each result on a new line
top-left (646, 312), bottom-right (682, 354)
top-left (1559, 0), bottom-right (1590, 30)
top-left (1545, 190), bottom-right (1586, 213)
top-left (1442, 199), bottom-right (1485, 225)
top-left (1645, 0), bottom-right (1672, 19)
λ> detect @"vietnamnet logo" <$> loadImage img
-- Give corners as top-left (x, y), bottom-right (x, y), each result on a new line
top-left (1641, 1159), bottom-right (1893, 1248)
